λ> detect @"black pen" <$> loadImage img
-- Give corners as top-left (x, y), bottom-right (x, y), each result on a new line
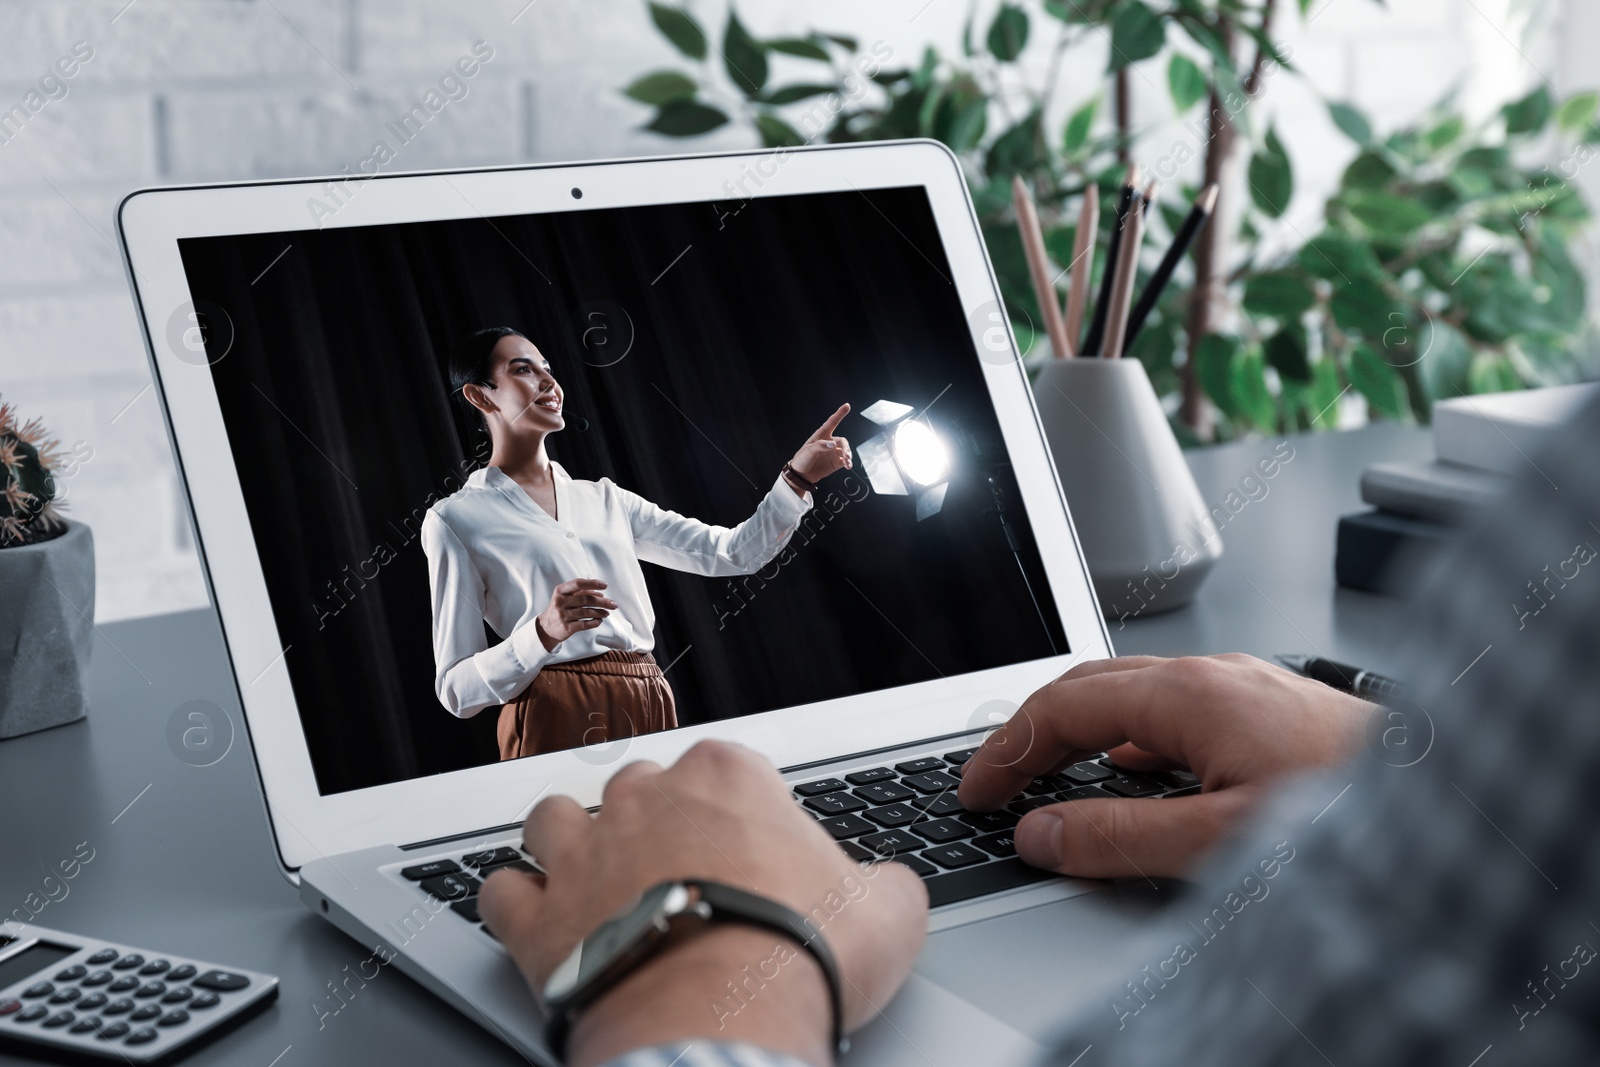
top-left (1275, 654), bottom-right (1404, 702)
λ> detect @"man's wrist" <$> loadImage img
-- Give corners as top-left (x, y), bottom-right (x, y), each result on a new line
top-left (566, 923), bottom-right (832, 1067)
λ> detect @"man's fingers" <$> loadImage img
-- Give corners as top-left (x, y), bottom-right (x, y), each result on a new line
top-left (1104, 742), bottom-right (1177, 772)
top-left (601, 759), bottom-right (663, 806)
top-left (560, 578), bottom-right (608, 593)
top-left (809, 403), bottom-right (850, 441)
top-left (477, 866), bottom-right (547, 980)
top-left (1013, 789), bottom-right (1258, 879)
top-left (522, 795), bottom-right (592, 873)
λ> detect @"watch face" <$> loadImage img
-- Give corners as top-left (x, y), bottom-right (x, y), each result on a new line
top-left (544, 882), bottom-right (691, 1003)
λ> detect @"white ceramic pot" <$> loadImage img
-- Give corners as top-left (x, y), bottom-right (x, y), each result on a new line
top-left (0, 520), bottom-right (95, 738)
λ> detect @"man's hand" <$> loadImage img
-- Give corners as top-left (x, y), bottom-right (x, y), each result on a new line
top-left (478, 740), bottom-right (928, 1067)
top-left (788, 404), bottom-right (853, 489)
top-left (535, 578), bottom-right (617, 651)
top-left (957, 654), bottom-right (1374, 879)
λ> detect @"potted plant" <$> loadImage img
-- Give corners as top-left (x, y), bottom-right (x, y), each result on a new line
top-left (0, 397), bottom-right (94, 739)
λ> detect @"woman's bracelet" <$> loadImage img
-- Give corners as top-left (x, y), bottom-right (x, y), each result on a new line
top-left (780, 463), bottom-right (818, 495)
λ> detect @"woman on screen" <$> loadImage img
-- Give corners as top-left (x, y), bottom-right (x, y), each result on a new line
top-left (421, 327), bottom-right (853, 760)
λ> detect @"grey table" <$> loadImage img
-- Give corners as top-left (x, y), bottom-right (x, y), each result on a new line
top-left (0, 424), bottom-right (1432, 1066)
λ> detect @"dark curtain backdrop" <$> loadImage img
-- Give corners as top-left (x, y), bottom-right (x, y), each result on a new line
top-left (178, 186), bottom-right (1068, 795)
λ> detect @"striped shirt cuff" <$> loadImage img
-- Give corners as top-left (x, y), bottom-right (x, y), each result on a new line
top-left (595, 1041), bottom-right (813, 1067)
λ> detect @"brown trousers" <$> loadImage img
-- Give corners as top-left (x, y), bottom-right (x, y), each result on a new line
top-left (497, 650), bottom-right (677, 760)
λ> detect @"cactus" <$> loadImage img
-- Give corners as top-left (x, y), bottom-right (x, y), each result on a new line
top-left (0, 396), bottom-right (66, 548)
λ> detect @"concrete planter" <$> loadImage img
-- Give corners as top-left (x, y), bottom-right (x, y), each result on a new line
top-left (1031, 358), bottom-right (1222, 622)
top-left (0, 520), bottom-right (95, 739)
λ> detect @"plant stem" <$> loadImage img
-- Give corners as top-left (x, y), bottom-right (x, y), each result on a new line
top-left (1114, 68), bottom-right (1132, 165)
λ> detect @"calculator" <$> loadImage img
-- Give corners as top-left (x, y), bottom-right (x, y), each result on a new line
top-left (0, 921), bottom-right (278, 1064)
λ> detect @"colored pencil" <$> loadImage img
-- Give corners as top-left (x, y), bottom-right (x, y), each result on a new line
top-left (1124, 183), bottom-right (1220, 350)
top-left (1061, 184), bottom-right (1099, 358)
top-left (1101, 193), bottom-right (1146, 360)
top-left (1011, 176), bottom-right (1073, 360)
top-left (1081, 164), bottom-right (1140, 357)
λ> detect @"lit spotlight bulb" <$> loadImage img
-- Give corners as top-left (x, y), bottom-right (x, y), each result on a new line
top-left (892, 420), bottom-right (950, 488)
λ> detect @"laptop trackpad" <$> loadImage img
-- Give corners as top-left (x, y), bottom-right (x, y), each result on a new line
top-left (915, 880), bottom-right (1178, 1043)
top-left (844, 971), bottom-right (1044, 1066)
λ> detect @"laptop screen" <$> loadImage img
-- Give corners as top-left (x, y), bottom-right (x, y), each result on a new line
top-left (175, 185), bottom-right (1068, 796)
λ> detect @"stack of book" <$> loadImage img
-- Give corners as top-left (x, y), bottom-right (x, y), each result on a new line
top-left (1336, 384), bottom-right (1598, 594)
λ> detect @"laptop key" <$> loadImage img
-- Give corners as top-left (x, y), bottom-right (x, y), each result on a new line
top-left (838, 841), bottom-right (877, 863)
top-left (895, 758), bottom-right (946, 775)
top-left (924, 857), bottom-right (1057, 907)
top-left (973, 831), bottom-right (1018, 858)
top-left (862, 804), bottom-right (922, 829)
top-left (902, 771), bottom-right (961, 794)
top-left (803, 791), bottom-right (868, 815)
top-left (419, 873), bottom-right (481, 901)
top-left (1060, 761), bottom-right (1116, 785)
top-left (814, 814), bottom-right (874, 840)
top-left (450, 897), bottom-right (482, 923)
top-left (1024, 776), bottom-right (1062, 796)
top-left (943, 748), bottom-right (980, 765)
top-left (853, 781), bottom-right (915, 804)
top-left (1102, 776), bottom-right (1164, 798)
top-left (921, 843), bottom-right (987, 869)
top-left (909, 817), bottom-right (974, 844)
top-left (461, 846), bottom-right (521, 869)
top-left (479, 859), bottom-right (539, 878)
top-left (858, 830), bottom-right (924, 856)
top-left (400, 859), bottom-right (461, 881)
top-left (1008, 796), bottom-right (1056, 816)
top-left (845, 767), bottom-right (897, 786)
top-left (910, 793), bottom-right (965, 817)
top-left (1057, 786), bottom-right (1111, 801)
top-left (1163, 785), bottom-right (1203, 798)
top-left (958, 809), bottom-right (1019, 833)
top-left (793, 778), bottom-right (847, 797)
top-left (893, 855), bottom-right (939, 878)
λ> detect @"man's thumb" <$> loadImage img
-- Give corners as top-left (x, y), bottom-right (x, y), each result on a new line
top-left (1014, 789), bottom-right (1256, 880)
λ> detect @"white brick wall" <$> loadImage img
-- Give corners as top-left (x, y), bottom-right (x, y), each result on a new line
top-left (0, 0), bottom-right (1572, 622)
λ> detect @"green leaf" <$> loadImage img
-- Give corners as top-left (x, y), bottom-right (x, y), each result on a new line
top-left (1195, 333), bottom-right (1243, 419)
top-left (1343, 189), bottom-right (1433, 235)
top-left (645, 100), bottom-right (729, 136)
top-left (1306, 354), bottom-right (1343, 428)
top-left (763, 83), bottom-right (835, 105)
top-left (1264, 327), bottom-right (1312, 382)
top-left (1502, 85), bottom-right (1552, 135)
top-left (723, 9), bottom-right (769, 97)
top-left (1350, 343), bottom-right (1409, 419)
top-left (1556, 91), bottom-right (1600, 133)
top-left (1063, 96), bottom-right (1099, 153)
top-left (987, 4), bottom-right (1030, 62)
top-left (1248, 126), bottom-right (1293, 218)
top-left (623, 70), bottom-right (698, 105)
top-left (1330, 276), bottom-right (1402, 342)
top-left (1299, 231), bottom-right (1382, 281)
top-left (649, 2), bottom-right (708, 60)
top-left (1424, 115), bottom-right (1465, 151)
top-left (1328, 101), bottom-right (1373, 145)
top-left (1468, 354), bottom-right (1523, 395)
top-left (1232, 349), bottom-right (1278, 430)
top-left (767, 36), bottom-right (830, 61)
top-left (1243, 271), bottom-right (1314, 319)
top-left (1168, 53), bottom-right (1207, 114)
top-left (947, 97), bottom-right (989, 153)
top-left (1416, 319), bottom-right (1474, 403)
top-left (985, 108), bottom-right (1043, 180)
top-left (753, 112), bottom-right (804, 147)
top-left (1341, 150), bottom-right (1398, 191)
top-left (822, 33), bottom-right (858, 50)
top-left (1108, 1), bottom-right (1165, 72)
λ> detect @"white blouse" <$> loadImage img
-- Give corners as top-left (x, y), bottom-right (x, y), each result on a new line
top-left (421, 462), bottom-right (813, 718)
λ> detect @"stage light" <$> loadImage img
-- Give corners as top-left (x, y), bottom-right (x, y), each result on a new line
top-left (857, 397), bottom-right (951, 520)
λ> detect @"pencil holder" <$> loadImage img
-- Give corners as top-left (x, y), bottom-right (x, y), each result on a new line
top-left (1031, 358), bottom-right (1222, 624)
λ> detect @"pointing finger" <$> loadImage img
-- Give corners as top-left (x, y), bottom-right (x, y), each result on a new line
top-left (809, 403), bottom-right (850, 441)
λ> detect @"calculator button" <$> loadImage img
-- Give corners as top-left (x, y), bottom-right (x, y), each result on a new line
top-left (54, 964), bottom-right (88, 981)
top-left (161, 986), bottom-right (193, 1004)
top-left (158, 1008), bottom-right (190, 1027)
top-left (15, 1004), bottom-right (48, 1022)
top-left (0, 999), bottom-right (18, 1016)
top-left (108, 976), bottom-right (140, 992)
top-left (81, 969), bottom-right (114, 986)
top-left (166, 964), bottom-right (197, 981)
top-left (130, 1004), bottom-right (162, 1021)
top-left (103, 998), bottom-right (134, 1015)
top-left (138, 959), bottom-right (171, 976)
top-left (49, 987), bottom-right (82, 1003)
top-left (97, 1020), bottom-right (129, 1039)
top-left (79, 992), bottom-right (108, 1010)
top-left (22, 982), bottom-right (53, 998)
top-left (87, 949), bottom-right (119, 964)
top-left (70, 1014), bottom-right (102, 1033)
top-left (126, 1025), bottom-right (159, 1044)
top-left (43, 1010), bottom-right (75, 1028)
top-left (135, 981), bottom-right (167, 998)
top-left (112, 954), bottom-right (145, 970)
top-left (399, 859), bottom-right (461, 881)
top-left (194, 969), bottom-right (251, 992)
top-left (189, 991), bottom-right (221, 1009)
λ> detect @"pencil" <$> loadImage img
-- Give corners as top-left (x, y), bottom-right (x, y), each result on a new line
top-left (1061, 184), bottom-right (1098, 357)
top-left (1124, 183), bottom-right (1219, 350)
top-left (1011, 175), bottom-right (1073, 360)
top-left (1100, 194), bottom-right (1146, 360)
top-left (1081, 164), bottom-right (1140, 357)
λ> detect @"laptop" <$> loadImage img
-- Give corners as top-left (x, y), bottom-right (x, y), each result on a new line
top-left (117, 141), bottom-right (1188, 1064)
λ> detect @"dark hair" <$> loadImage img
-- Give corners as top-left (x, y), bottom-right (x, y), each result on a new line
top-left (448, 326), bottom-right (524, 431)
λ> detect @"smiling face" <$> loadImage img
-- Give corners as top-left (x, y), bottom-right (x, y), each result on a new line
top-left (466, 334), bottom-right (565, 441)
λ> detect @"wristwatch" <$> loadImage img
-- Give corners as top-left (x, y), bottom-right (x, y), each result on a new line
top-left (542, 879), bottom-right (847, 1062)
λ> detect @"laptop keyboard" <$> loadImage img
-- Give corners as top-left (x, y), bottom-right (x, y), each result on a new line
top-left (395, 749), bottom-right (1200, 928)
